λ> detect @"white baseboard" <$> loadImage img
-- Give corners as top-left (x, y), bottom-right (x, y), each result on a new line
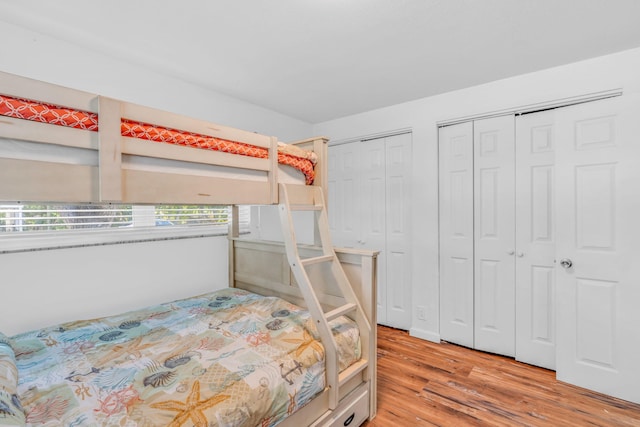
top-left (409, 327), bottom-right (440, 343)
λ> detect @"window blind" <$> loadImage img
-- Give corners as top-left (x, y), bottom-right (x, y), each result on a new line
top-left (0, 204), bottom-right (250, 233)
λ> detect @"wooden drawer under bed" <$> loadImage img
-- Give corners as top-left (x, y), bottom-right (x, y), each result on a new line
top-left (311, 382), bottom-right (370, 427)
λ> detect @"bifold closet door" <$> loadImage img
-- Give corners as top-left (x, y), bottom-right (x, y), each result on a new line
top-left (439, 122), bottom-right (474, 348)
top-left (329, 134), bottom-right (412, 330)
top-left (473, 115), bottom-right (516, 357)
top-left (514, 111), bottom-right (556, 370)
top-left (361, 135), bottom-right (412, 329)
top-left (555, 94), bottom-right (640, 404)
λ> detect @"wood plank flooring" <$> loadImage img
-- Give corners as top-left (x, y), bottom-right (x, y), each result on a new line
top-left (364, 326), bottom-right (640, 426)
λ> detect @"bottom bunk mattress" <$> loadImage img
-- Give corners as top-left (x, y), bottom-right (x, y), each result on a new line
top-left (0, 289), bottom-right (361, 427)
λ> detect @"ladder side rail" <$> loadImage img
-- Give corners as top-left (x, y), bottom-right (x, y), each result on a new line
top-left (278, 186), bottom-right (341, 409)
top-left (313, 186), bottom-right (373, 382)
top-left (314, 188), bottom-right (373, 328)
top-left (291, 258), bottom-right (341, 409)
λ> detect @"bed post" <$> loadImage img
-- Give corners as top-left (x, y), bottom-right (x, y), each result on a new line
top-left (311, 137), bottom-right (328, 247)
top-left (228, 205), bottom-right (240, 287)
top-left (288, 136), bottom-right (329, 206)
top-left (310, 137), bottom-right (328, 208)
top-left (287, 136), bottom-right (329, 247)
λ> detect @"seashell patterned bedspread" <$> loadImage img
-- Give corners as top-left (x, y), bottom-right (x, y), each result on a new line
top-left (1, 289), bottom-right (361, 426)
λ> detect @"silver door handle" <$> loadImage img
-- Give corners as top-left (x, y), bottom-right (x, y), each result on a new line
top-left (516, 251), bottom-right (524, 257)
top-left (559, 258), bottom-right (573, 269)
top-left (506, 249), bottom-right (515, 255)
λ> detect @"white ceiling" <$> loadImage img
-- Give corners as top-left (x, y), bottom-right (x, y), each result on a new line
top-left (3, 0), bottom-right (640, 123)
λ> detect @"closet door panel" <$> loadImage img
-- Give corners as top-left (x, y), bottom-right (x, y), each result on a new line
top-left (385, 133), bottom-right (412, 329)
top-left (555, 95), bottom-right (640, 404)
top-left (361, 138), bottom-right (389, 326)
top-left (439, 122), bottom-right (474, 347)
top-left (473, 115), bottom-right (516, 357)
top-left (328, 143), bottom-right (361, 248)
top-left (515, 111), bottom-right (556, 369)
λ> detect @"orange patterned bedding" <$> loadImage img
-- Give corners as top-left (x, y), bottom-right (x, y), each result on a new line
top-left (0, 95), bottom-right (315, 184)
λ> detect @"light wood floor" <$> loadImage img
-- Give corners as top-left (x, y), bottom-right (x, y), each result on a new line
top-left (364, 326), bottom-right (640, 426)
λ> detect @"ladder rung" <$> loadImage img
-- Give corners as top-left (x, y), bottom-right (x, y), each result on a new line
top-left (301, 255), bottom-right (334, 266)
top-left (339, 358), bottom-right (368, 386)
top-left (325, 303), bottom-right (356, 322)
top-left (290, 204), bottom-right (323, 211)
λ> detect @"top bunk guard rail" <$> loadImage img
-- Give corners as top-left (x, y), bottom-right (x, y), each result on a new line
top-left (97, 96), bottom-right (279, 205)
top-left (0, 71), bottom-right (331, 206)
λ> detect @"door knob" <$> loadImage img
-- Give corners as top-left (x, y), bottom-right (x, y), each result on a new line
top-left (559, 258), bottom-right (573, 269)
top-left (506, 249), bottom-right (515, 255)
top-left (516, 251), bottom-right (524, 257)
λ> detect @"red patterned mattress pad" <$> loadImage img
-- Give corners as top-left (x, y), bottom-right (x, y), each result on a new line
top-left (0, 95), bottom-right (314, 184)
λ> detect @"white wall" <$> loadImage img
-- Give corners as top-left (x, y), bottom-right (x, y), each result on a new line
top-left (0, 20), bottom-right (312, 142)
top-left (0, 20), bottom-right (314, 336)
top-left (1, 236), bottom-right (229, 336)
top-left (313, 47), bottom-right (640, 342)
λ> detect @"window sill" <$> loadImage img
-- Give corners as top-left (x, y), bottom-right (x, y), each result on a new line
top-left (0, 226), bottom-right (236, 254)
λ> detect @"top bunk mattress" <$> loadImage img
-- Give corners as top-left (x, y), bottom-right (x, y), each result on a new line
top-left (0, 288), bottom-right (361, 427)
top-left (0, 95), bottom-right (316, 185)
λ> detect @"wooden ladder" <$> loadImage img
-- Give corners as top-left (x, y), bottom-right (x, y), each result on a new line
top-left (278, 183), bottom-right (372, 410)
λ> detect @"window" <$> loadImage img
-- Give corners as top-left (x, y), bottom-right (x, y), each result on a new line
top-left (0, 204), bottom-right (249, 233)
top-left (0, 203), bottom-right (250, 252)
top-left (0, 204), bottom-right (132, 232)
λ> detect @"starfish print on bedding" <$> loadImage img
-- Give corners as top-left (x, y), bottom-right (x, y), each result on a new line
top-left (150, 380), bottom-right (229, 427)
top-left (281, 329), bottom-right (324, 358)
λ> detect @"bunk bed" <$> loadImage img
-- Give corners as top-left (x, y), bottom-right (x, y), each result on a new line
top-left (0, 71), bottom-right (377, 427)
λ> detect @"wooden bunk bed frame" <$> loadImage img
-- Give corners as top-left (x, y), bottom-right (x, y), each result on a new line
top-left (0, 71), bottom-right (378, 427)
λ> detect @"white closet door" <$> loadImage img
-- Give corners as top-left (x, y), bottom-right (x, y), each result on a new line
top-left (439, 122), bottom-right (474, 348)
top-left (515, 111), bottom-right (556, 369)
top-left (555, 95), bottom-right (640, 404)
top-left (329, 135), bottom-right (412, 330)
top-left (385, 133), bottom-right (412, 329)
top-left (473, 115), bottom-right (516, 356)
top-left (328, 143), bottom-right (361, 248)
top-left (360, 138), bottom-right (389, 326)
